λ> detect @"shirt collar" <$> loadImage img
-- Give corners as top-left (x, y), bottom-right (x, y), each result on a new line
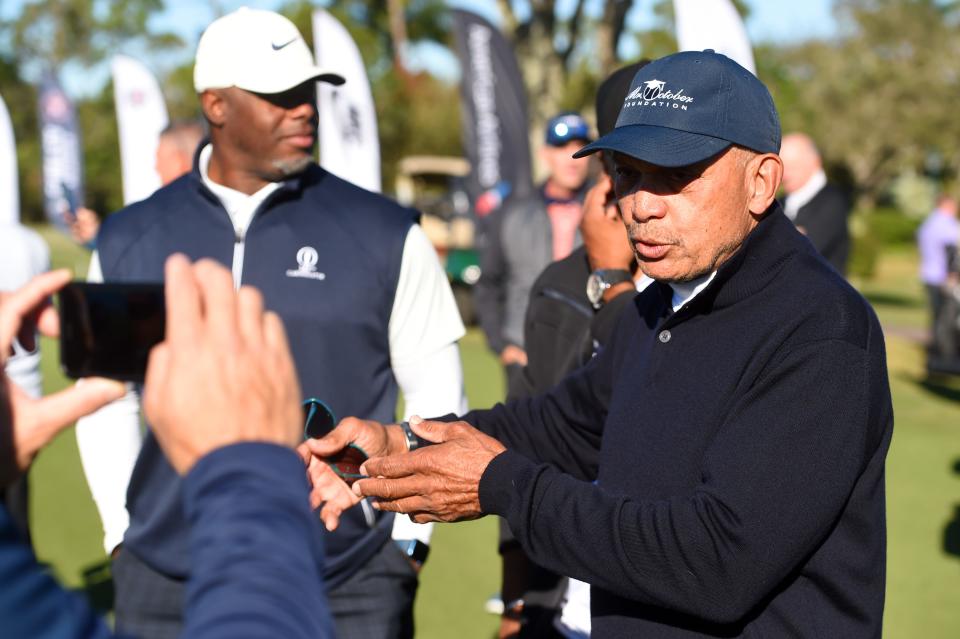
top-left (198, 144), bottom-right (282, 235)
top-left (647, 204), bottom-right (808, 326)
top-left (669, 271), bottom-right (718, 313)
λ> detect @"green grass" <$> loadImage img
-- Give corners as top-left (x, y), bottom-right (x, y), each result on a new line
top-left (23, 227), bottom-right (960, 637)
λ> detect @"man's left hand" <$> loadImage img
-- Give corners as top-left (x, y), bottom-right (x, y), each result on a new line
top-left (353, 417), bottom-right (507, 523)
top-left (0, 270), bottom-right (125, 488)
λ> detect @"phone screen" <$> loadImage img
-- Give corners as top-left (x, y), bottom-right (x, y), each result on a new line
top-left (58, 282), bottom-right (165, 383)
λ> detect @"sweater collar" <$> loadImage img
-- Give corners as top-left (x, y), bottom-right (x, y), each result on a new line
top-left (658, 203), bottom-right (802, 323)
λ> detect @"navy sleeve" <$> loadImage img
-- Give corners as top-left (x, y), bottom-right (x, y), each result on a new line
top-left (0, 505), bottom-right (114, 638)
top-left (478, 337), bottom-right (892, 624)
top-left (459, 328), bottom-right (622, 482)
top-left (181, 443), bottom-right (335, 639)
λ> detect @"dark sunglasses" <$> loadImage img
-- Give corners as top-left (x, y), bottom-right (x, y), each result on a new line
top-left (302, 398), bottom-right (337, 440)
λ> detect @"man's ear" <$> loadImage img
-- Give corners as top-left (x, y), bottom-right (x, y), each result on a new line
top-left (748, 153), bottom-right (783, 215)
top-left (199, 90), bottom-right (227, 128)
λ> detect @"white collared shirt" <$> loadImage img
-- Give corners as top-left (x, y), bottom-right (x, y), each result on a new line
top-left (669, 271), bottom-right (718, 313)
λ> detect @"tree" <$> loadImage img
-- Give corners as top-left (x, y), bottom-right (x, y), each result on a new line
top-left (764, 0), bottom-right (960, 209)
top-left (497, 0), bottom-right (634, 130)
top-left (11, 0), bottom-right (180, 71)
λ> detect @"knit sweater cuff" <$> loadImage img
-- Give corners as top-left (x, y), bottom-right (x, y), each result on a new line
top-left (478, 449), bottom-right (538, 517)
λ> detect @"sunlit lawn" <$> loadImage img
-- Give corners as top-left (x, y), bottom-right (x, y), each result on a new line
top-left (26, 228), bottom-right (960, 638)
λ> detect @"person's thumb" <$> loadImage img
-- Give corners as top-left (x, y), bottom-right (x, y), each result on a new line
top-left (307, 426), bottom-right (355, 457)
top-left (408, 415), bottom-right (451, 444)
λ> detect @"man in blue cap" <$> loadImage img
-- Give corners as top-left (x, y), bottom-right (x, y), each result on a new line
top-left (474, 111), bottom-right (593, 391)
top-left (308, 50), bottom-right (893, 638)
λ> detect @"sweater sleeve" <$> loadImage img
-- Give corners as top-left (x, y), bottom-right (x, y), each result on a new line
top-left (460, 334), bottom-right (619, 482)
top-left (181, 443), bottom-right (335, 639)
top-left (0, 506), bottom-right (113, 639)
top-left (478, 338), bottom-right (888, 625)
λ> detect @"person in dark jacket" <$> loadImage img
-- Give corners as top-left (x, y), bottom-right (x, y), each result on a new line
top-left (779, 132), bottom-right (852, 275)
top-left (307, 50), bottom-right (893, 639)
top-left (474, 112), bottom-right (593, 389)
top-left (497, 61), bottom-right (650, 639)
top-left (0, 256), bottom-right (335, 638)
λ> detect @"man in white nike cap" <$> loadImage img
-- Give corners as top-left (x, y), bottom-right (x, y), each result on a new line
top-left (77, 7), bottom-right (466, 638)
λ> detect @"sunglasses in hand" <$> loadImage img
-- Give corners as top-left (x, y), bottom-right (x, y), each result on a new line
top-left (302, 398), bottom-right (368, 486)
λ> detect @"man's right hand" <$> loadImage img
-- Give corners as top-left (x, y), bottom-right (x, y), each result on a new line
top-left (142, 255), bottom-right (303, 475)
top-left (499, 344), bottom-right (527, 367)
top-left (297, 417), bottom-right (409, 530)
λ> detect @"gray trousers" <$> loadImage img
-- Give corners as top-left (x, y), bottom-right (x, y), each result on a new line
top-left (113, 538), bottom-right (418, 639)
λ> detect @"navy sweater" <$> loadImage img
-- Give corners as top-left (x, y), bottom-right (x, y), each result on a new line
top-left (468, 208), bottom-right (893, 637)
top-left (0, 443), bottom-right (334, 638)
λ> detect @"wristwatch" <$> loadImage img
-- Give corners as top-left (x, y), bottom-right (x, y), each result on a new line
top-left (399, 420), bottom-right (418, 451)
top-left (586, 269), bottom-right (633, 309)
top-left (394, 539), bottom-right (430, 568)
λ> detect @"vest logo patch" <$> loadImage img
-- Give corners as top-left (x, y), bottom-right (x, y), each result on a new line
top-left (286, 246), bottom-right (326, 281)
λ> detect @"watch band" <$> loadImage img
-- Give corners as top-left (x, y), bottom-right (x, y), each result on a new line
top-left (587, 269), bottom-right (633, 309)
top-left (399, 420), bottom-right (418, 451)
top-left (394, 539), bottom-right (430, 566)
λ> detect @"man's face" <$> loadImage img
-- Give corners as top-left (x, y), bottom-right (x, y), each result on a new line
top-left (778, 136), bottom-right (818, 194)
top-left (612, 147), bottom-right (757, 283)
top-left (215, 80), bottom-right (318, 182)
top-left (155, 137), bottom-right (190, 186)
top-left (541, 141), bottom-right (591, 192)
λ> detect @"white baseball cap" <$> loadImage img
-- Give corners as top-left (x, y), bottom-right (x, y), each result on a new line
top-left (194, 7), bottom-right (345, 94)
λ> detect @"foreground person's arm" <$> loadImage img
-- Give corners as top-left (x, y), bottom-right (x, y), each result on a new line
top-left (182, 444), bottom-right (333, 638)
top-left (142, 255), bottom-right (334, 637)
top-left (0, 270), bottom-right (124, 638)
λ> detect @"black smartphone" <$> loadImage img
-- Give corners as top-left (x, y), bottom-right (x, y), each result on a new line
top-left (58, 282), bottom-right (166, 383)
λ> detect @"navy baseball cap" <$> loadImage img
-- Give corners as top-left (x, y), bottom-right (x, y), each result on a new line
top-left (573, 50), bottom-right (780, 167)
top-left (545, 112), bottom-right (592, 146)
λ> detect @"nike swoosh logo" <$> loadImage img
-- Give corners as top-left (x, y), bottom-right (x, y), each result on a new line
top-left (272, 37), bottom-right (298, 50)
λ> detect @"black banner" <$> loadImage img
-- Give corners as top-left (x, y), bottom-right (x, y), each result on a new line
top-left (38, 70), bottom-right (84, 234)
top-left (452, 9), bottom-right (533, 218)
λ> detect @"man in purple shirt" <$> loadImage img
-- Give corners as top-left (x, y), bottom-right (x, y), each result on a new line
top-left (917, 194), bottom-right (959, 348)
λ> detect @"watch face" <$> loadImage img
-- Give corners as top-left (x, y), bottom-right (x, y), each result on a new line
top-left (586, 273), bottom-right (604, 305)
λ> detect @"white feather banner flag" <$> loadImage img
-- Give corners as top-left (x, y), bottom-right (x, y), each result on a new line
top-left (112, 55), bottom-right (169, 204)
top-left (673, 0), bottom-right (756, 74)
top-left (312, 9), bottom-right (381, 193)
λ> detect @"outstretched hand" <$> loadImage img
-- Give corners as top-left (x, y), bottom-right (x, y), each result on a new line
top-left (297, 416), bottom-right (408, 531)
top-left (142, 255), bottom-right (303, 475)
top-left (353, 417), bottom-right (507, 524)
top-left (0, 270), bottom-right (125, 488)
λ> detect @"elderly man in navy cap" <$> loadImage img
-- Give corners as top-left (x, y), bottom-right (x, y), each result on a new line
top-left (306, 51), bottom-right (893, 638)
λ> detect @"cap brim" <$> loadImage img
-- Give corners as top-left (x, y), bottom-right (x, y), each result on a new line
top-left (315, 72), bottom-right (346, 86)
top-left (236, 68), bottom-right (346, 94)
top-left (572, 124), bottom-right (731, 168)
